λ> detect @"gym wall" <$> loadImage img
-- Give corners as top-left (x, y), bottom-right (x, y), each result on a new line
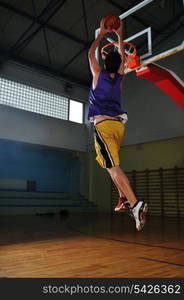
top-left (122, 52), bottom-right (184, 146)
top-left (0, 105), bottom-right (87, 152)
top-left (0, 138), bottom-right (76, 193)
top-left (0, 61), bottom-right (88, 152)
top-left (120, 136), bottom-right (184, 172)
top-left (1, 61), bottom-right (89, 100)
top-left (89, 136), bottom-right (184, 212)
top-left (0, 62), bottom-right (88, 205)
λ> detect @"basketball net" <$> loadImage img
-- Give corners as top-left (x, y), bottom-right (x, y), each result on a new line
top-left (101, 41), bottom-right (140, 70)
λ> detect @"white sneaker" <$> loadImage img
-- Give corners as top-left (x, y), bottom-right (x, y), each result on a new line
top-left (131, 201), bottom-right (148, 231)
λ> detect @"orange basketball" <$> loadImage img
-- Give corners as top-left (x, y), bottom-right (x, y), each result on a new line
top-left (103, 13), bottom-right (120, 31)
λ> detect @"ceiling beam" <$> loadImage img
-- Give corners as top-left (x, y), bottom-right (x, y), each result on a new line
top-left (138, 10), bottom-right (184, 52)
top-left (59, 0), bottom-right (92, 73)
top-left (10, 0), bottom-right (63, 54)
top-left (61, 46), bottom-right (87, 71)
top-left (81, 0), bottom-right (91, 80)
top-left (11, 0), bottom-right (67, 55)
top-left (152, 11), bottom-right (184, 47)
top-left (0, 1), bottom-right (87, 46)
top-left (43, 27), bottom-right (52, 66)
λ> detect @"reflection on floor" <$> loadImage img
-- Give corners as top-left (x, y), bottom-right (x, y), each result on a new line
top-left (0, 213), bottom-right (183, 277)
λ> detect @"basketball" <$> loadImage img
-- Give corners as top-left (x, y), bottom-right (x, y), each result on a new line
top-left (103, 13), bottom-right (120, 31)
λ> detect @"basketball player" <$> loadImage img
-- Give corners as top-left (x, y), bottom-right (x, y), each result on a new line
top-left (88, 19), bottom-right (148, 231)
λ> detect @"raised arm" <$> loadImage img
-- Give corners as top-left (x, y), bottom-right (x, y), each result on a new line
top-left (88, 19), bottom-right (110, 77)
top-left (113, 20), bottom-right (125, 75)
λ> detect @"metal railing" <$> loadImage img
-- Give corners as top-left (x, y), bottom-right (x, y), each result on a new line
top-left (112, 167), bottom-right (184, 217)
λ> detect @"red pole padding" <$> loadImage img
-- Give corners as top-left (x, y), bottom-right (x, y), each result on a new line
top-left (136, 64), bottom-right (184, 109)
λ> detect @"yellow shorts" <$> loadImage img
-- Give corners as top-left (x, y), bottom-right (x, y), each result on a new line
top-left (94, 120), bottom-right (125, 168)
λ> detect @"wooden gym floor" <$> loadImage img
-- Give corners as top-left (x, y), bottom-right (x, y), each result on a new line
top-left (0, 213), bottom-right (183, 278)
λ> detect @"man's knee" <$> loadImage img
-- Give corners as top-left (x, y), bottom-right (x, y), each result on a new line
top-left (108, 166), bottom-right (130, 184)
top-left (107, 166), bottom-right (120, 177)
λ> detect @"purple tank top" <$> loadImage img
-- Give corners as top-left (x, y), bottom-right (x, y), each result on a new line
top-left (88, 70), bottom-right (125, 119)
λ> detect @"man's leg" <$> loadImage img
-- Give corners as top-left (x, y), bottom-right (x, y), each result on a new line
top-left (94, 121), bottom-right (147, 231)
top-left (107, 168), bottom-right (130, 211)
top-left (107, 169), bottom-right (125, 198)
top-left (107, 166), bottom-right (148, 231)
top-left (107, 166), bottom-right (137, 207)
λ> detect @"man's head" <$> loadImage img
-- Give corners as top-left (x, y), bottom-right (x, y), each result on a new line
top-left (104, 51), bottom-right (122, 73)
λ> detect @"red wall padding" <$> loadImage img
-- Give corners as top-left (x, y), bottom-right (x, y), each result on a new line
top-left (136, 64), bottom-right (184, 109)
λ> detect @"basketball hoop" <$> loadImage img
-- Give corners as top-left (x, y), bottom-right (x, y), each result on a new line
top-left (101, 41), bottom-right (140, 69)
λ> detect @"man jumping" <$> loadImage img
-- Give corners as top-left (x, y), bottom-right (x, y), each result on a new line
top-left (88, 19), bottom-right (148, 231)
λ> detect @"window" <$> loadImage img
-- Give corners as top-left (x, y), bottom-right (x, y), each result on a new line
top-left (0, 77), bottom-right (84, 123)
top-left (69, 99), bottom-right (83, 124)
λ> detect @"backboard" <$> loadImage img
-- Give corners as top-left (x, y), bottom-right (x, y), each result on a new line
top-left (95, 0), bottom-right (184, 73)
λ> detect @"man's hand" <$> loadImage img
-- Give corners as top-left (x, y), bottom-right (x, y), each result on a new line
top-left (112, 20), bottom-right (123, 37)
top-left (99, 18), bottom-right (111, 36)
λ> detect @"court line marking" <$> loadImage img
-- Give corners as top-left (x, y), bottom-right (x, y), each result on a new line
top-left (67, 223), bottom-right (184, 252)
top-left (139, 257), bottom-right (184, 267)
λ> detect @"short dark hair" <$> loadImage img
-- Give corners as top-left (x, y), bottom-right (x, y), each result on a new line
top-left (104, 51), bottom-right (122, 73)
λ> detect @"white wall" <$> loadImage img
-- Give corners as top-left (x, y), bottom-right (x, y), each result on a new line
top-left (122, 51), bottom-right (184, 146)
top-left (0, 105), bottom-right (87, 151)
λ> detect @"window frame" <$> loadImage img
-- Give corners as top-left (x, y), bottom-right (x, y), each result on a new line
top-left (69, 99), bottom-right (84, 124)
top-left (0, 76), bottom-right (84, 124)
